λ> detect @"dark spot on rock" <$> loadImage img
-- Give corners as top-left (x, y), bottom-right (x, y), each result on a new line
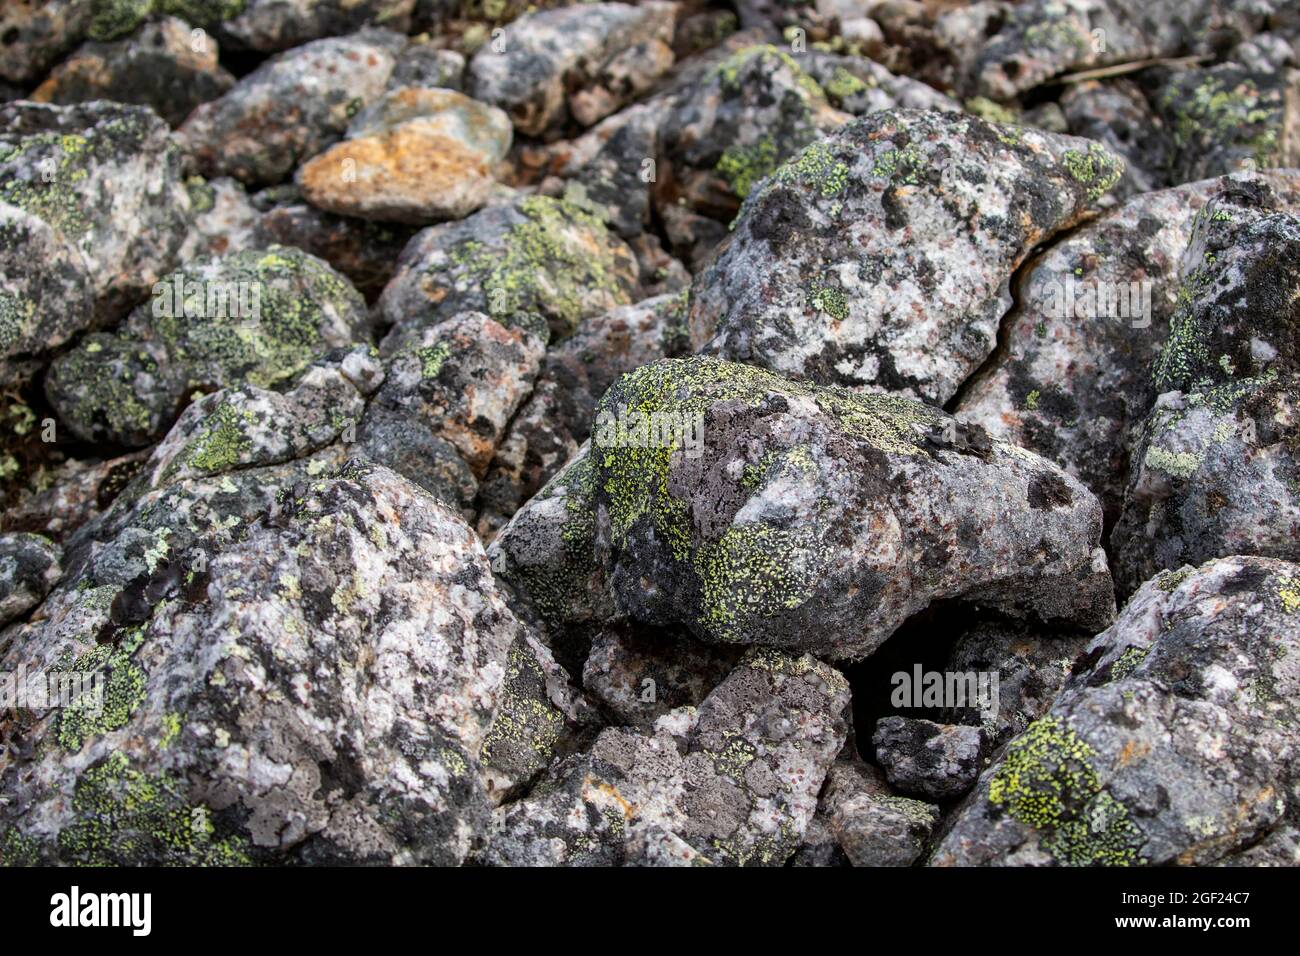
top-left (1027, 472), bottom-right (1074, 510)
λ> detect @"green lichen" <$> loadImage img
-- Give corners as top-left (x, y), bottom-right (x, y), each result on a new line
top-left (1109, 646), bottom-right (1149, 682)
top-left (446, 196), bottom-right (627, 339)
top-left (182, 400), bottom-right (254, 474)
top-left (54, 627), bottom-right (148, 752)
top-left (417, 341), bottom-right (452, 379)
top-left (808, 283), bottom-right (849, 320)
top-left (88, 0), bottom-right (247, 41)
top-left (711, 45), bottom-right (825, 102)
top-left (0, 828), bottom-right (40, 866)
top-left (771, 140), bottom-right (850, 199)
top-left (716, 137), bottom-right (780, 199)
top-left (872, 145), bottom-right (925, 186)
top-left (58, 752), bottom-right (251, 866)
top-left (1060, 142), bottom-right (1124, 202)
top-left (1162, 71), bottom-right (1281, 166)
top-left (965, 97), bottom-right (1019, 125)
top-left (479, 641), bottom-right (564, 780)
top-left (1157, 566), bottom-right (1194, 593)
top-left (1279, 576), bottom-right (1300, 614)
top-left (824, 67), bottom-right (868, 103)
top-left (988, 715), bottom-right (1142, 866)
top-left (0, 133), bottom-right (95, 238)
top-left (1143, 445), bottom-right (1203, 481)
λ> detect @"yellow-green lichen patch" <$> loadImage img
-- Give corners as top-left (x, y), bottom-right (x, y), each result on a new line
top-left (716, 137), bottom-right (780, 200)
top-left (1163, 72), bottom-right (1281, 166)
top-left (988, 715), bottom-right (1142, 866)
top-left (0, 133), bottom-right (95, 238)
top-left (824, 67), bottom-right (868, 103)
top-left (872, 145), bottom-right (926, 185)
top-left (771, 140), bottom-right (851, 199)
top-left (417, 341), bottom-right (452, 379)
top-left (1060, 142), bottom-right (1124, 202)
top-left (88, 0), bottom-right (248, 41)
top-left (1278, 576), bottom-right (1300, 614)
top-left (1143, 445), bottom-right (1202, 481)
top-left (711, 45), bottom-right (826, 103)
top-left (181, 400), bottom-right (255, 475)
top-left (446, 196), bottom-right (629, 339)
top-left (53, 626), bottom-right (148, 752)
top-left (1108, 646), bottom-right (1149, 682)
top-left (696, 524), bottom-right (818, 642)
top-left (479, 642), bottom-right (565, 778)
top-left (57, 752), bottom-right (251, 865)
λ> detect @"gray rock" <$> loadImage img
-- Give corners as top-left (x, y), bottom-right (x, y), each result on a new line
top-left (388, 41), bottom-right (465, 92)
top-left (0, 533), bottom-right (62, 627)
top-left (377, 195), bottom-right (639, 345)
top-left (483, 647), bottom-right (851, 866)
top-left (177, 30), bottom-right (402, 186)
top-left (588, 356), bottom-right (1114, 660)
top-left (0, 458), bottom-right (572, 865)
top-left (582, 623), bottom-right (741, 728)
top-left (932, 555), bottom-right (1300, 866)
top-left (956, 173), bottom-right (1300, 523)
top-left (468, 2), bottom-right (677, 136)
top-left (1111, 175), bottom-right (1300, 592)
top-left (1060, 79), bottom-right (1173, 200)
top-left (818, 754), bottom-right (941, 866)
top-left (0, 0), bottom-right (92, 86)
top-left (0, 101), bottom-right (191, 356)
top-left (217, 0), bottom-right (416, 52)
top-left (30, 16), bottom-right (236, 127)
top-left (178, 176), bottom-right (262, 262)
top-left (872, 716), bottom-right (984, 801)
top-left (45, 245), bottom-right (369, 447)
top-left (689, 109), bottom-right (1125, 404)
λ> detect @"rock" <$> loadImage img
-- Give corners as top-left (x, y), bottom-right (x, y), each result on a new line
top-left (657, 44), bottom-right (850, 263)
top-left (1145, 62), bottom-right (1300, 184)
top-left (178, 176), bottom-right (262, 261)
top-left (250, 198), bottom-right (416, 301)
top-left (940, 623), bottom-right (1091, 754)
top-left (359, 311), bottom-right (546, 511)
top-left (177, 30), bottom-right (402, 186)
top-left (582, 623), bottom-right (741, 728)
top-left (0, 0), bottom-right (92, 86)
top-left (488, 442), bottom-right (613, 637)
top-left (689, 109), bottom-right (1125, 404)
top-left (803, 50), bottom-right (961, 117)
top-left (818, 754), bottom-right (941, 866)
top-left (955, 174), bottom-right (1300, 523)
top-left (0, 101), bottom-right (191, 347)
top-left (1111, 175), bottom-right (1300, 592)
top-left (389, 41), bottom-right (465, 91)
top-left (932, 555), bottom-right (1300, 866)
top-left (45, 245), bottom-right (369, 447)
top-left (30, 16), bottom-right (236, 127)
top-left (0, 451), bottom-right (149, 543)
top-left (476, 292), bottom-right (691, 535)
top-left (468, 2), bottom-right (677, 136)
top-left (588, 356), bottom-right (1114, 660)
top-left (298, 88), bottom-right (511, 224)
top-left (871, 716), bottom-right (984, 801)
top-left (0, 460), bottom-right (561, 865)
top-left (377, 195), bottom-right (639, 345)
top-left (217, 0), bottom-right (416, 52)
top-left (1060, 79), bottom-right (1173, 200)
top-left (0, 533), bottom-right (62, 627)
top-left (483, 647), bottom-right (851, 866)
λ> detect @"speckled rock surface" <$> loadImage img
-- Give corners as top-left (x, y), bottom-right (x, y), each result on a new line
top-left (0, 457), bottom-right (581, 864)
top-left (45, 245), bottom-right (369, 447)
top-left (1111, 176), bottom-right (1300, 592)
top-left (586, 356), bottom-right (1115, 660)
top-left (30, 16), bottom-right (236, 127)
top-left (872, 716), bottom-right (984, 801)
top-left (0, 533), bottom-right (62, 627)
top-left (932, 555), bottom-right (1300, 866)
top-left (814, 752), bottom-right (941, 866)
top-left (0, 100), bottom-right (191, 354)
top-left (0, 0), bottom-right (92, 86)
top-left (177, 30), bottom-right (402, 186)
top-left (378, 194), bottom-right (639, 344)
top-left (468, 2), bottom-right (676, 136)
top-left (956, 172), bottom-right (1300, 523)
top-left (689, 109), bottom-right (1125, 403)
top-left (483, 647), bottom-right (850, 866)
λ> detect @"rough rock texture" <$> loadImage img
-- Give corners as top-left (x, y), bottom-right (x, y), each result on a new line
top-left (0, 0), bottom-right (92, 86)
top-left (378, 195), bottom-right (639, 345)
top-left (1112, 176), bottom-right (1300, 592)
top-left (178, 30), bottom-right (402, 186)
top-left (45, 245), bottom-right (369, 447)
top-left (872, 716), bottom-right (984, 801)
top-left (468, 2), bottom-right (677, 136)
top-left (0, 100), bottom-right (191, 364)
top-left (956, 172), bottom-right (1300, 523)
top-left (689, 109), bottom-right (1125, 403)
top-left (483, 648), bottom-right (850, 866)
top-left (359, 310), bottom-right (545, 513)
top-left (217, 0), bottom-right (417, 52)
top-left (0, 459), bottom-right (568, 864)
top-left (0, 533), bottom-right (62, 627)
top-left (30, 16), bottom-right (236, 127)
top-left (933, 556), bottom-right (1300, 866)
top-left (298, 87), bottom-right (511, 224)
top-left (477, 291), bottom-right (691, 537)
top-left (586, 357), bottom-right (1115, 660)
top-left (813, 753), bottom-right (941, 866)
top-left (941, 623), bottom-right (1091, 754)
